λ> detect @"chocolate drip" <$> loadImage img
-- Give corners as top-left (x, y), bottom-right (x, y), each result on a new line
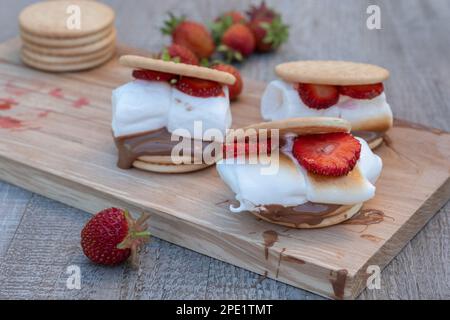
top-left (258, 203), bottom-right (342, 227)
top-left (114, 128), bottom-right (214, 169)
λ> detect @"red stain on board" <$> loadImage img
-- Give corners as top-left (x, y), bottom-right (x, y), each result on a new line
top-left (49, 88), bottom-right (64, 99)
top-left (37, 109), bottom-right (53, 118)
top-left (5, 81), bottom-right (31, 96)
top-left (73, 97), bottom-right (89, 108)
top-left (0, 98), bottom-right (18, 110)
top-left (0, 116), bottom-right (23, 129)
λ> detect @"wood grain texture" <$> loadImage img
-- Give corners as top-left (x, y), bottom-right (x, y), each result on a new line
top-left (0, 0), bottom-right (449, 300)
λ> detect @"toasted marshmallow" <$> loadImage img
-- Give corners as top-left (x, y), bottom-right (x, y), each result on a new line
top-left (112, 81), bottom-right (232, 141)
top-left (261, 80), bottom-right (393, 132)
top-left (167, 87), bottom-right (232, 142)
top-left (216, 137), bottom-right (382, 212)
top-left (112, 80), bottom-right (171, 137)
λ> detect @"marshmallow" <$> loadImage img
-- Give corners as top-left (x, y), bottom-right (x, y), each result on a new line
top-left (112, 80), bottom-right (171, 137)
top-left (167, 87), bottom-right (232, 141)
top-left (261, 79), bottom-right (393, 131)
top-left (216, 137), bottom-right (382, 212)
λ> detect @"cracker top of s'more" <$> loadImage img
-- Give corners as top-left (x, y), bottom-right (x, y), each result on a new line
top-left (19, 0), bottom-right (115, 38)
top-left (243, 117), bottom-right (351, 137)
top-left (120, 55), bottom-right (236, 85)
top-left (275, 60), bottom-right (390, 85)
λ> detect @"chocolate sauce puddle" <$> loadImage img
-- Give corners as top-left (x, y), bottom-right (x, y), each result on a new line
top-left (259, 203), bottom-right (342, 227)
top-left (342, 209), bottom-right (392, 226)
top-left (262, 230), bottom-right (278, 260)
top-left (330, 269), bottom-right (348, 300)
top-left (114, 128), bottom-right (214, 169)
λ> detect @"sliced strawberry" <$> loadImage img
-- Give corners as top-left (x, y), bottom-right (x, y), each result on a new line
top-left (339, 83), bottom-right (384, 99)
top-left (211, 64), bottom-right (243, 100)
top-left (292, 132), bottom-right (361, 177)
top-left (223, 138), bottom-right (272, 159)
top-left (132, 69), bottom-right (176, 82)
top-left (175, 77), bottom-right (223, 97)
top-left (297, 83), bottom-right (339, 109)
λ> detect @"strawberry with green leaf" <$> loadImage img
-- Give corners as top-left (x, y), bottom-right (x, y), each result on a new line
top-left (161, 13), bottom-right (215, 59)
top-left (246, 1), bottom-right (289, 52)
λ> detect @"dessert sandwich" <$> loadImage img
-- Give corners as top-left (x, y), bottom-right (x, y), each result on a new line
top-left (261, 61), bottom-right (393, 149)
top-left (112, 55), bottom-right (236, 173)
top-left (216, 117), bottom-right (382, 228)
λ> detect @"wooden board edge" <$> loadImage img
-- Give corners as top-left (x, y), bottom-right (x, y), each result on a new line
top-left (349, 177), bottom-right (450, 299)
top-left (0, 154), bottom-right (351, 299)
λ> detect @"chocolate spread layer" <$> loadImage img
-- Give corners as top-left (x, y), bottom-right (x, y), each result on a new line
top-left (258, 202), bottom-right (343, 227)
top-left (353, 130), bottom-right (384, 144)
top-left (114, 128), bottom-right (214, 169)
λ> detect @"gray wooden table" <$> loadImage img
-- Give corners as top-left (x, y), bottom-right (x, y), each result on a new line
top-left (0, 0), bottom-right (449, 300)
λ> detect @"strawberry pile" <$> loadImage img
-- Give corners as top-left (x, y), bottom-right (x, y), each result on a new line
top-left (153, 1), bottom-right (289, 101)
top-left (297, 83), bottom-right (385, 109)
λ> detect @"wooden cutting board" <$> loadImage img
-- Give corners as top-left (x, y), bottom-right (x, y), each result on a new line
top-left (0, 38), bottom-right (449, 299)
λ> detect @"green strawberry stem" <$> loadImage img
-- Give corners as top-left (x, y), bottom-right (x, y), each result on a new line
top-left (116, 211), bottom-right (151, 268)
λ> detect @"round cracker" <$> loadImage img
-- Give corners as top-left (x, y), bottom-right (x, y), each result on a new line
top-left (21, 49), bottom-right (115, 72)
top-left (120, 55), bottom-right (236, 85)
top-left (19, 0), bottom-right (115, 38)
top-left (22, 29), bottom-right (116, 57)
top-left (21, 42), bottom-right (115, 65)
top-left (132, 160), bottom-right (212, 173)
top-left (367, 137), bottom-right (384, 150)
top-left (275, 60), bottom-right (390, 85)
top-left (236, 117), bottom-right (351, 139)
top-left (20, 26), bottom-right (114, 48)
top-left (252, 203), bottom-right (362, 229)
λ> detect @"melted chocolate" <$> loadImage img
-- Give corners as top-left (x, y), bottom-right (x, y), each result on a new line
top-left (342, 209), bottom-right (389, 226)
top-left (353, 130), bottom-right (384, 144)
top-left (114, 128), bottom-right (214, 169)
top-left (330, 269), bottom-right (348, 300)
top-left (258, 203), bottom-right (342, 227)
top-left (262, 230), bottom-right (278, 260)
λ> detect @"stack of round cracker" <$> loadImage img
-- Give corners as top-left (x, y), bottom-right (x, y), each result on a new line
top-left (19, 0), bottom-right (116, 72)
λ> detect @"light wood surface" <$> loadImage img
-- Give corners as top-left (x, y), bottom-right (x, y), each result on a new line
top-left (0, 0), bottom-right (449, 300)
top-left (0, 37), bottom-right (449, 299)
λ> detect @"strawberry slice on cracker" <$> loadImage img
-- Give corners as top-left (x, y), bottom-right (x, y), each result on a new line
top-left (292, 132), bottom-right (361, 176)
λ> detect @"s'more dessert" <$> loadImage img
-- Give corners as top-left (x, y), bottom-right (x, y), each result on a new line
top-left (112, 55), bottom-right (236, 173)
top-left (261, 61), bottom-right (393, 149)
top-left (216, 117), bottom-right (382, 228)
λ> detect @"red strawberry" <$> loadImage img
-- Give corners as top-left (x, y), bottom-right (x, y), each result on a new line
top-left (132, 69), bottom-right (176, 82)
top-left (219, 24), bottom-right (255, 62)
top-left (246, 1), bottom-right (278, 21)
top-left (176, 77), bottom-right (223, 97)
top-left (292, 132), bottom-right (361, 177)
top-left (340, 83), bottom-right (384, 100)
top-left (81, 208), bottom-right (150, 266)
top-left (161, 14), bottom-right (215, 59)
top-left (248, 17), bottom-right (289, 52)
top-left (223, 138), bottom-right (272, 159)
top-left (211, 64), bottom-right (243, 100)
top-left (160, 44), bottom-right (199, 65)
top-left (297, 83), bottom-right (340, 109)
top-left (246, 2), bottom-right (289, 52)
top-left (211, 11), bottom-right (247, 44)
top-left (216, 11), bottom-right (246, 24)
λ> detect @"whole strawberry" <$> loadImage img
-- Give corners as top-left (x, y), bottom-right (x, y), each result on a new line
top-left (212, 63), bottom-right (243, 100)
top-left (247, 2), bottom-right (289, 52)
top-left (81, 208), bottom-right (150, 266)
top-left (161, 13), bottom-right (215, 59)
top-left (160, 44), bottom-right (199, 65)
top-left (211, 11), bottom-right (247, 44)
top-left (219, 24), bottom-right (255, 62)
